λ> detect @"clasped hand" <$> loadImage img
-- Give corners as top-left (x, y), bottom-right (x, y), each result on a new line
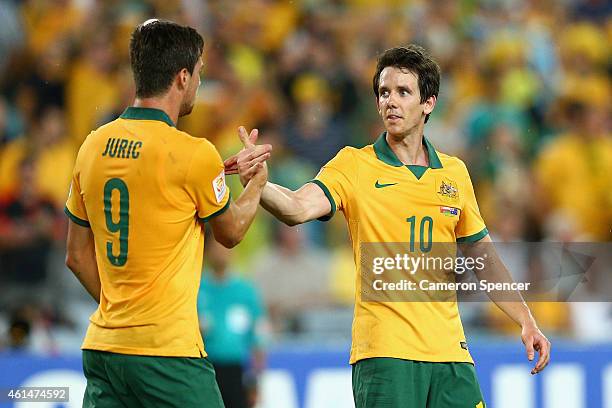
top-left (224, 126), bottom-right (272, 186)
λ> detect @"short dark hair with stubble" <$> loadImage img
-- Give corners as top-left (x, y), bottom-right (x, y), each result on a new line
top-left (129, 20), bottom-right (204, 98)
top-left (372, 45), bottom-right (441, 123)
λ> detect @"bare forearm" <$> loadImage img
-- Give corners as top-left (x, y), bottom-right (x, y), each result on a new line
top-left (260, 182), bottom-right (307, 226)
top-left (494, 300), bottom-right (536, 327)
top-left (463, 237), bottom-right (536, 328)
top-left (482, 272), bottom-right (536, 328)
top-left (231, 178), bottom-right (266, 241)
top-left (67, 255), bottom-right (100, 303)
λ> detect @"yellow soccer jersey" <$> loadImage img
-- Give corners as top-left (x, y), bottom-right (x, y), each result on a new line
top-left (65, 107), bottom-right (230, 357)
top-left (312, 132), bottom-right (487, 364)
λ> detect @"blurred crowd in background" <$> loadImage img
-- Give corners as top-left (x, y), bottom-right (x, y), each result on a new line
top-left (0, 0), bottom-right (610, 355)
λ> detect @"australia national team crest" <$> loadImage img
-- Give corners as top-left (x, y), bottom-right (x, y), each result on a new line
top-left (437, 177), bottom-right (459, 204)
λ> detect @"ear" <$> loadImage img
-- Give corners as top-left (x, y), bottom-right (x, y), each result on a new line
top-left (423, 95), bottom-right (436, 116)
top-left (177, 68), bottom-right (190, 90)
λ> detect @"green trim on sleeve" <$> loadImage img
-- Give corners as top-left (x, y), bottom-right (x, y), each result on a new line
top-left (456, 227), bottom-right (488, 243)
top-left (199, 193), bottom-right (232, 222)
top-left (64, 206), bottom-right (90, 227)
top-left (306, 180), bottom-right (336, 222)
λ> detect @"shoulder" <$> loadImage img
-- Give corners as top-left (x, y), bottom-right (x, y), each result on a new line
top-left (80, 118), bottom-right (124, 146)
top-left (334, 146), bottom-right (359, 160)
top-left (75, 121), bottom-right (116, 160)
top-left (324, 145), bottom-right (364, 168)
top-left (437, 151), bottom-right (471, 176)
top-left (166, 127), bottom-right (219, 152)
top-left (175, 132), bottom-right (223, 172)
top-left (189, 135), bottom-right (221, 158)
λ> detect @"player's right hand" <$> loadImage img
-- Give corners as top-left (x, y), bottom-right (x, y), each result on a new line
top-left (224, 127), bottom-right (259, 175)
top-left (232, 126), bottom-right (272, 187)
top-left (522, 322), bottom-right (551, 375)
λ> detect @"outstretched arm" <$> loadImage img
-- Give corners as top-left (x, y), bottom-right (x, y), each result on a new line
top-left (259, 182), bottom-right (331, 226)
top-left (224, 128), bottom-right (332, 226)
top-left (461, 234), bottom-right (551, 374)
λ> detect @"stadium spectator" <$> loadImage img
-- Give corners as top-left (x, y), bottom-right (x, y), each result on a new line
top-left (0, 0), bottom-right (24, 77)
top-left (252, 222), bottom-right (331, 334)
top-left (534, 101), bottom-right (612, 241)
top-left (0, 156), bottom-right (60, 287)
top-left (7, 311), bottom-right (31, 351)
top-left (66, 28), bottom-right (119, 144)
top-left (280, 73), bottom-right (350, 168)
top-left (198, 237), bottom-right (267, 408)
top-left (22, 40), bottom-right (69, 113)
top-left (0, 106), bottom-right (75, 209)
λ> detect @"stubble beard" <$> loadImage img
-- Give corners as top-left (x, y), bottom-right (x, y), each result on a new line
top-left (179, 99), bottom-right (195, 117)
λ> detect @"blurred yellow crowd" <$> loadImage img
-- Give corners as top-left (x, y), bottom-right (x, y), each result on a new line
top-left (0, 0), bottom-right (610, 341)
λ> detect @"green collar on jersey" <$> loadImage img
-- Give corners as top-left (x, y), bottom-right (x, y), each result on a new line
top-left (120, 107), bottom-right (176, 127)
top-left (373, 131), bottom-right (443, 169)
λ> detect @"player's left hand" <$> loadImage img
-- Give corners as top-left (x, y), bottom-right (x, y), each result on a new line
top-left (225, 127), bottom-right (272, 187)
top-left (521, 322), bottom-right (551, 375)
top-left (224, 127), bottom-right (262, 175)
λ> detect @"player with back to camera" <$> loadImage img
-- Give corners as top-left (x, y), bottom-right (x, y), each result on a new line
top-left (64, 19), bottom-right (271, 408)
top-left (229, 45), bottom-right (551, 407)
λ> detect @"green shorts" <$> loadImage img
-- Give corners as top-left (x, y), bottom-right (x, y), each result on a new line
top-left (352, 358), bottom-right (485, 408)
top-left (82, 349), bottom-right (224, 408)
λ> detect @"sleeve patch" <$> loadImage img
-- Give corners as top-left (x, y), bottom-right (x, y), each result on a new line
top-left (212, 170), bottom-right (227, 204)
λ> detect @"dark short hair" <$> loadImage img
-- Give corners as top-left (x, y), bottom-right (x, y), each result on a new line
top-left (372, 45), bottom-right (441, 123)
top-left (129, 20), bottom-right (204, 98)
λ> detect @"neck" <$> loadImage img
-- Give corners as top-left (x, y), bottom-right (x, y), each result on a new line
top-left (133, 95), bottom-right (181, 126)
top-left (386, 128), bottom-right (428, 166)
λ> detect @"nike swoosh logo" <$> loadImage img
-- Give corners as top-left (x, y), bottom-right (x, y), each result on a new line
top-left (375, 180), bottom-right (398, 188)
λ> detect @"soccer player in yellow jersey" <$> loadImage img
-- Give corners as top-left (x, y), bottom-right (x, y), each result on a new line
top-left (232, 45), bottom-right (551, 407)
top-left (64, 20), bottom-right (271, 408)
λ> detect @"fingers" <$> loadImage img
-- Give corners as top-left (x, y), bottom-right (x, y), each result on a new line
top-left (238, 152), bottom-right (270, 174)
top-left (224, 156), bottom-right (239, 174)
top-left (238, 126), bottom-right (258, 148)
top-left (225, 142), bottom-right (271, 176)
top-left (233, 127), bottom-right (269, 182)
top-left (238, 126), bottom-right (250, 147)
top-left (531, 337), bottom-right (551, 375)
top-left (249, 128), bottom-right (259, 144)
top-left (237, 144), bottom-right (272, 165)
top-left (224, 155), bottom-right (238, 168)
top-left (524, 335), bottom-right (535, 362)
top-left (240, 162), bottom-right (266, 182)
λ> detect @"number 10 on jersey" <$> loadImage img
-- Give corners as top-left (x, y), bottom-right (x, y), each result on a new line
top-left (406, 215), bottom-right (433, 253)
